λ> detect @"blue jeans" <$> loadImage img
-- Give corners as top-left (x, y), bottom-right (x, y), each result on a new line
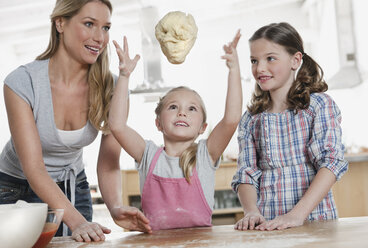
top-left (0, 170), bottom-right (93, 236)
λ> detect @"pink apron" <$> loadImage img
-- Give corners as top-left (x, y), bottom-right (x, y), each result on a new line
top-left (141, 147), bottom-right (212, 230)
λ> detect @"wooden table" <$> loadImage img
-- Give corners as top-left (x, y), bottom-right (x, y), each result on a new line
top-left (48, 217), bottom-right (368, 247)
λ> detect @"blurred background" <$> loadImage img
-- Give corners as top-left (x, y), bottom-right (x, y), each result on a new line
top-left (1, 0), bottom-right (367, 188)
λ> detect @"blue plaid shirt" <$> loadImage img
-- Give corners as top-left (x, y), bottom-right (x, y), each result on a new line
top-left (232, 93), bottom-right (348, 220)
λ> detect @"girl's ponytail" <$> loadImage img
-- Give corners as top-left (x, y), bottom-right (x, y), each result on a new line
top-left (179, 143), bottom-right (198, 183)
top-left (288, 53), bottom-right (328, 111)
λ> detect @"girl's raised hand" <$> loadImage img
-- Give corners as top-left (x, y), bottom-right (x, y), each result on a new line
top-left (221, 29), bottom-right (241, 69)
top-left (113, 36), bottom-right (140, 77)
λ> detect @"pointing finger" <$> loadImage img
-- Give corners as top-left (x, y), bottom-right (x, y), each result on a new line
top-left (231, 29), bottom-right (241, 48)
top-left (123, 36), bottom-right (130, 57)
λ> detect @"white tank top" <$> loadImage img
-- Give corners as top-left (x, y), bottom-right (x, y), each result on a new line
top-left (57, 125), bottom-right (87, 147)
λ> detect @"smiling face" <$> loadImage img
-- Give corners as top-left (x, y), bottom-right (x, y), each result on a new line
top-left (250, 38), bottom-right (300, 97)
top-left (155, 89), bottom-right (207, 142)
top-left (55, 1), bottom-right (111, 65)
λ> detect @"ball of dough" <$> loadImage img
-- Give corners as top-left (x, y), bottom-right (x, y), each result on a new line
top-left (155, 11), bottom-right (198, 64)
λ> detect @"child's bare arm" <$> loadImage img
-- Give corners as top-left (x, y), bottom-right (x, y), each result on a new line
top-left (235, 184), bottom-right (265, 230)
top-left (207, 30), bottom-right (242, 163)
top-left (256, 168), bottom-right (336, 231)
top-left (109, 37), bottom-right (146, 163)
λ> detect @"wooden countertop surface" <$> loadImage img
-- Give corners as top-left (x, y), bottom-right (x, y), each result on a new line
top-left (48, 216), bottom-right (368, 247)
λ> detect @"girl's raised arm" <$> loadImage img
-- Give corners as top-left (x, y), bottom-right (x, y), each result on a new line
top-left (109, 37), bottom-right (146, 163)
top-left (207, 30), bottom-right (243, 163)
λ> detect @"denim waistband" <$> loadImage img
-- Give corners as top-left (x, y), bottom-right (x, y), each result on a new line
top-left (0, 170), bottom-right (86, 186)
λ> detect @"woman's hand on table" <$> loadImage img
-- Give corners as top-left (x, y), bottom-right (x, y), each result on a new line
top-left (111, 206), bottom-right (152, 233)
top-left (255, 212), bottom-right (304, 231)
top-left (71, 221), bottom-right (111, 242)
top-left (234, 211), bottom-right (266, 230)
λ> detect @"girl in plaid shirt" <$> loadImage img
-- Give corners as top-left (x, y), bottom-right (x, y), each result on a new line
top-left (232, 22), bottom-right (348, 231)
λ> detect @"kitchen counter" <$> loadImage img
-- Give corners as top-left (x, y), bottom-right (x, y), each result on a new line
top-left (345, 152), bottom-right (368, 163)
top-left (48, 216), bottom-right (368, 247)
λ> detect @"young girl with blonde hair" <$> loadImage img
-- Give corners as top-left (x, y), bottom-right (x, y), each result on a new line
top-left (110, 30), bottom-right (242, 230)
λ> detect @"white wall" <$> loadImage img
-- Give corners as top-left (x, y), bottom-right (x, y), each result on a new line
top-left (327, 0), bottom-right (368, 153)
top-left (352, 0), bottom-right (368, 79)
top-left (1, 0), bottom-right (367, 186)
top-left (87, 1), bottom-right (312, 184)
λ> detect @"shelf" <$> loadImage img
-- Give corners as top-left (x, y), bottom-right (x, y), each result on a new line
top-left (213, 207), bottom-right (243, 215)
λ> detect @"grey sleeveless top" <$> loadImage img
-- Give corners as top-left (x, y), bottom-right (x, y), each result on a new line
top-left (0, 59), bottom-right (98, 206)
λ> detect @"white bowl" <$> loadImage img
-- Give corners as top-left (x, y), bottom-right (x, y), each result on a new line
top-left (0, 201), bottom-right (48, 248)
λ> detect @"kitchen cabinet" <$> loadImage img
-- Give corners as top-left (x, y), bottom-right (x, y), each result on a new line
top-left (121, 162), bottom-right (243, 225)
top-left (332, 153), bottom-right (368, 217)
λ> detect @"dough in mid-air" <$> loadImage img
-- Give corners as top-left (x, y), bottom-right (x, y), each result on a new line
top-left (155, 11), bottom-right (198, 64)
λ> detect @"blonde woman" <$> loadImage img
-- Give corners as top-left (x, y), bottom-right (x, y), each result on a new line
top-left (0, 0), bottom-right (151, 242)
top-left (109, 30), bottom-right (242, 230)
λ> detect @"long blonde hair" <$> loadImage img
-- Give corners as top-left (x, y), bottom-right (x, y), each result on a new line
top-left (155, 86), bottom-right (207, 183)
top-left (248, 22), bottom-right (328, 115)
top-left (36, 0), bottom-right (114, 132)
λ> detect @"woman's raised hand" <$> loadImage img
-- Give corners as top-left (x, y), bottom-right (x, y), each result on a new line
top-left (113, 36), bottom-right (140, 77)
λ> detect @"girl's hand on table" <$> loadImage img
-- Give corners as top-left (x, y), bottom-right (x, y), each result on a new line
top-left (71, 221), bottom-right (111, 242)
top-left (255, 212), bottom-right (304, 231)
top-left (234, 211), bottom-right (266, 230)
top-left (111, 206), bottom-right (152, 233)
